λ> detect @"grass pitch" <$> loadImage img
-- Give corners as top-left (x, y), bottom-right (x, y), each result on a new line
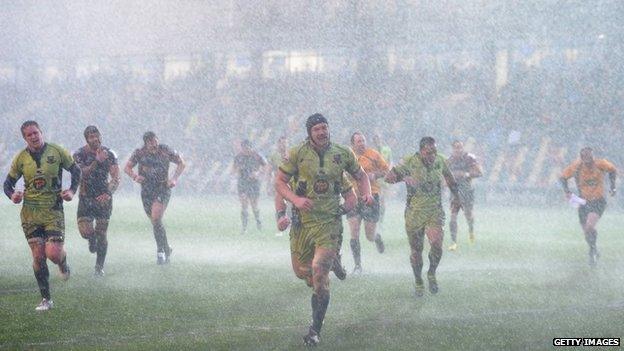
top-left (1, 195), bottom-right (623, 350)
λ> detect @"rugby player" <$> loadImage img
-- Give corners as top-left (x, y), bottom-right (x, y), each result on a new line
top-left (560, 147), bottom-right (617, 267)
top-left (3, 120), bottom-right (81, 311)
top-left (447, 140), bottom-right (482, 251)
top-left (73, 126), bottom-right (120, 276)
top-left (233, 139), bottom-right (267, 234)
top-left (385, 136), bottom-right (459, 297)
top-left (124, 131), bottom-right (185, 265)
top-left (275, 113), bottom-right (373, 346)
top-left (347, 132), bottom-right (390, 274)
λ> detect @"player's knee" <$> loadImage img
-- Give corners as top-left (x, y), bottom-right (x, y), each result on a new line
top-left (78, 219), bottom-right (94, 238)
top-left (95, 220), bottom-right (109, 236)
top-left (312, 257), bottom-right (333, 276)
top-left (430, 238), bottom-right (443, 249)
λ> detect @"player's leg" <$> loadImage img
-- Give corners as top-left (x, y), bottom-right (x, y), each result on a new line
top-left (151, 200), bottom-right (169, 264)
top-left (364, 194), bottom-right (384, 254)
top-left (239, 192), bottom-right (249, 234)
top-left (43, 209), bottom-right (70, 280)
top-left (584, 212), bottom-right (601, 266)
top-left (290, 223), bottom-right (313, 286)
top-left (464, 190), bottom-right (476, 243)
top-left (28, 234), bottom-right (53, 310)
top-left (77, 197), bottom-right (97, 253)
top-left (94, 219), bottom-right (109, 275)
top-left (408, 228), bottom-right (426, 297)
top-left (307, 246), bottom-right (335, 345)
top-left (291, 254), bottom-right (313, 287)
top-left (249, 181), bottom-right (262, 230)
top-left (347, 213), bottom-right (362, 273)
top-left (448, 200), bottom-right (460, 251)
top-left (45, 234), bottom-right (69, 281)
top-left (425, 226), bottom-right (444, 294)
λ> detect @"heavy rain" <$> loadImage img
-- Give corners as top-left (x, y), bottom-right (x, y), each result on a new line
top-left (0, 1), bottom-right (622, 349)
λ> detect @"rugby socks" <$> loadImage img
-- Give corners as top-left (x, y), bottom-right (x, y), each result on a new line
top-left (95, 234), bottom-right (108, 268)
top-left (34, 261), bottom-right (50, 300)
top-left (467, 216), bottom-right (474, 235)
top-left (152, 219), bottom-right (167, 252)
top-left (449, 218), bottom-right (458, 243)
top-left (311, 293), bottom-right (330, 334)
top-left (428, 246), bottom-right (443, 276)
top-left (350, 239), bottom-right (361, 266)
top-left (252, 208), bottom-right (260, 226)
top-left (585, 229), bottom-right (597, 251)
top-left (241, 209), bottom-right (249, 230)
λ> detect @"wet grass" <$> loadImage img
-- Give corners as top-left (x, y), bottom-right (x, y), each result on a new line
top-left (1, 195), bottom-right (622, 350)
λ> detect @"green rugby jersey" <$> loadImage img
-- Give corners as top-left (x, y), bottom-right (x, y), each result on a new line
top-left (9, 143), bottom-right (75, 208)
top-left (280, 141), bottom-right (359, 225)
top-left (392, 153), bottom-right (451, 211)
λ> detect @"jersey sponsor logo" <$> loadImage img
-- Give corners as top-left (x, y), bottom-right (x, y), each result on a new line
top-left (46, 155), bottom-right (56, 164)
top-left (33, 177), bottom-right (47, 190)
top-left (314, 179), bottom-right (330, 194)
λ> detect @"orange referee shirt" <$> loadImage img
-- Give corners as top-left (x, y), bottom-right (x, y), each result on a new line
top-left (561, 159), bottom-right (617, 201)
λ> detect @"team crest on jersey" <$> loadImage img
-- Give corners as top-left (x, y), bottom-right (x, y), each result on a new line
top-left (314, 179), bottom-right (330, 194)
top-left (33, 178), bottom-right (47, 190)
top-left (46, 155), bottom-right (56, 164)
top-left (314, 171), bottom-right (330, 194)
top-left (333, 154), bottom-right (342, 165)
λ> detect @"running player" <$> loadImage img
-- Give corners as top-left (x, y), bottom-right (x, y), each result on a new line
top-left (447, 140), bottom-right (482, 251)
top-left (233, 139), bottom-right (267, 234)
top-left (3, 120), bottom-right (80, 311)
top-left (347, 132), bottom-right (390, 274)
top-left (275, 113), bottom-right (372, 346)
top-left (560, 147), bottom-right (617, 267)
top-left (73, 126), bottom-right (120, 276)
top-left (385, 136), bottom-right (459, 297)
top-left (124, 131), bottom-right (186, 265)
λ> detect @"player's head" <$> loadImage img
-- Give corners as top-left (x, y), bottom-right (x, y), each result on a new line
top-left (419, 136), bottom-right (437, 165)
top-left (580, 147), bottom-right (594, 165)
top-left (84, 125), bottom-right (101, 149)
top-left (306, 113), bottom-right (329, 147)
top-left (241, 139), bottom-right (253, 151)
top-left (20, 120), bottom-right (43, 150)
top-left (143, 131), bottom-right (159, 151)
top-left (350, 131), bottom-right (367, 154)
top-left (451, 140), bottom-right (463, 156)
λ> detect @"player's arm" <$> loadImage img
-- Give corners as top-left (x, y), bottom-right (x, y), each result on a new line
top-left (4, 156), bottom-right (23, 203)
top-left (3, 174), bottom-right (21, 203)
top-left (276, 169), bottom-right (313, 211)
top-left (596, 160), bottom-right (618, 196)
top-left (108, 164), bottom-right (121, 194)
top-left (59, 162), bottom-right (81, 202)
top-left (168, 155), bottom-right (186, 188)
top-left (441, 161), bottom-right (460, 199)
top-left (350, 167), bottom-right (373, 205)
top-left (124, 154), bottom-right (143, 183)
top-left (341, 186), bottom-right (357, 213)
top-left (468, 156), bottom-right (483, 179)
top-left (386, 157), bottom-right (413, 185)
top-left (559, 162), bottom-right (577, 197)
top-left (274, 191), bottom-right (291, 231)
top-left (370, 153), bottom-right (390, 180)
